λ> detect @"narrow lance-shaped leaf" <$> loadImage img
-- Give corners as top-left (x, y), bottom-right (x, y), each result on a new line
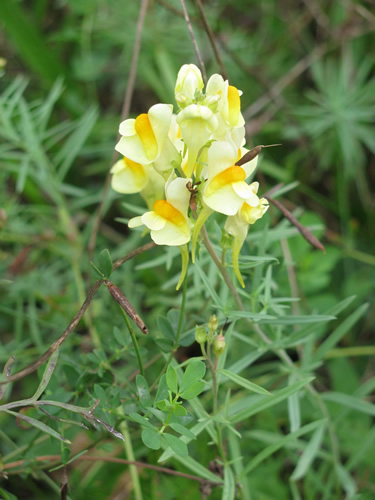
top-left (291, 422), bottom-right (326, 480)
top-left (32, 349), bottom-right (59, 401)
top-left (5, 409), bottom-right (71, 444)
top-left (231, 377), bottom-right (314, 423)
top-left (222, 465), bottom-right (236, 500)
top-left (218, 369), bottom-right (272, 396)
top-left (243, 419), bottom-right (326, 475)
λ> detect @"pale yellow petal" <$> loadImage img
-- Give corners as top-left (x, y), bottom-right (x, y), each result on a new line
top-left (142, 211), bottom-right (166, 231)
top-left (150, 220), bottom-right (190, 246)
top-left (204, 184), bottom-right (244, 216)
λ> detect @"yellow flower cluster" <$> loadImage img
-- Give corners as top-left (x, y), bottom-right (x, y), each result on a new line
top-left (111, 64), bottom-right (269, 289)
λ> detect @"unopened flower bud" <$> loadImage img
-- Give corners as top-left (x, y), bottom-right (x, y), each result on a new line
top-left (195, 325), bottom-right (207, 344)
top-left (213, 334), bottom-right (226, 357)
top-left (175, 64), bottom-right (204, 109)
top-left (220, 231), bottom-right (232, 251)
top-left (208, 315), bottom-right (218, 333)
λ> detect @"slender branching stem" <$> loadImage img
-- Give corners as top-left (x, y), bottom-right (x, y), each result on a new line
top-left (119, 307), bottom-right (144, 378)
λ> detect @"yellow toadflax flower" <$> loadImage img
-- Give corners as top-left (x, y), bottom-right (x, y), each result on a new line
top-left (110, 156), bottom-right (149, 194)
top-left (115, 103), bottom-right (173, 165)
top-left (128, 176), bottom-right (192, 247)
top-left (203, 141), bottom-right (259, 216)
top-left (224, 184), bottom-right (269, 287)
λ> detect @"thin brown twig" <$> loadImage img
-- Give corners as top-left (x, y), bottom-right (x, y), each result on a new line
top-left (194, 0), bottom-right (227, 79)
top-left (180, 0), bottom-right (207, 83)
top-left (2, 454), bottom-right (222, 485)
top-left (87, 0), bottom-right (149, 261)
top-left (5, 242), bottom-right (156, 384)
top-left (265, 196), bottom-right (325, 252)
top-left (105, 280), bottom-right (148, 334)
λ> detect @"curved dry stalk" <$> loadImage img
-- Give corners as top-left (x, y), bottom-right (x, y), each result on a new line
top-left (265, 196), bottom-right (325, 252)
top-left (195, 0), bottom-right (228, 79)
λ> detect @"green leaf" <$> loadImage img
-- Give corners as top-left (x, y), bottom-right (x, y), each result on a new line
top-left (259, 315), bottom-right (336, 325)
top-left (180, 360), bottom-right (206, 393)
top-left (90, 261), bottom-right (105, 279)
top-left (61, 447), bottom-right (71, 465)
top-left (136, 375), bottom-right (152, 408)
top-left (157, 399), bottom-right (172, 412)
top-left (231, 377), bottom-right (314, 423)
top-left (129, 412), bottom-right (155, 431)
top-left (222, 465), bottom-right (235, 500)
top-left (163, 433), bottom-right (188, 457)
top-left (0, 487), bottom-right (18, 500)
top-left (180, 381), bottom-right (205, 400)
top-left (194, 262), bottom-right (223, 308)
top-left (49, 449), bottom-right (88, 472)
top-left (32, 349), bottom-right (59, 401)
top-left (167, 454), bottom-right (222, 483)
top-left (5, 409), bottom-right (70, 444)
top-left (312, 303), bottom-right (369, 361)
top-left (142, 428), bottom-right (161, 450)
top-left (243, 419), bottom-right (326, 475)
top-left (321, 392), bottom-right (375, 416)
top-left (98, 249), bottom-right (113, 278)
top-left (154, 374), bottom-right (168, 406)
top-left (291, 423), bottom-right (326, 480)
top-left (335, 463), bottom-right (357, 497)
top-left (172, 404), bottom-right (187, 416)
top-left (218, 369), bottom-right (271, 396)
top-left (157, 315), bottom-right (175, 342)
top-left (288, 373), bottom-right (301, 432)
top-left (169, 423), bottom-right (196, 439)
top-left (166, 365), bottom-right (178, 394)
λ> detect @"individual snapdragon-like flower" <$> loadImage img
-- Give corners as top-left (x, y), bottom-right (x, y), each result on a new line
top-left (176, 104), bottom-right (218, 177)
top-left (203, 141), bottom-right (259, 216)
top-left (175, 64), bottom-right (204, 109)
top-left (128, 176), bottom-right (192, 246)
top-left (205, 74), bottom-right (245, 137)
top-left (224, 184), bottom-right (269, 287)
top-left (110, 157), bottom-right (149, 194)
top-left (115, 104), bottom-right (173, 165)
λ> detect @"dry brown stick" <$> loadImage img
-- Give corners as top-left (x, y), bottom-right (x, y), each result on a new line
top-left (266, 196), bottom-right (325, 252)
top-left (180, 0), bottom-right (207, 83)
top-left (2, 454), bottom-right (222, 485)
top-left (235, 144), bottom-right (281, 167)
top-left (194, 0), bottom-right (228, 80)
top-left (104, 280), bottom-right (148, 334)
top-left (87, 0), bottom-right (149, 261)
top-left (5, 242), bottom-right (156, 384)
top-left (112, 241), bottom-right (156, 271)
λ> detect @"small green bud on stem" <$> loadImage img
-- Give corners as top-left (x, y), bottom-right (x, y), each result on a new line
top-left (208, 314), bottom-right (218, 333)
top-left (195, 325), bottom-right (207, 344)
top-left (213, 334), bottom-right (226, 357)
